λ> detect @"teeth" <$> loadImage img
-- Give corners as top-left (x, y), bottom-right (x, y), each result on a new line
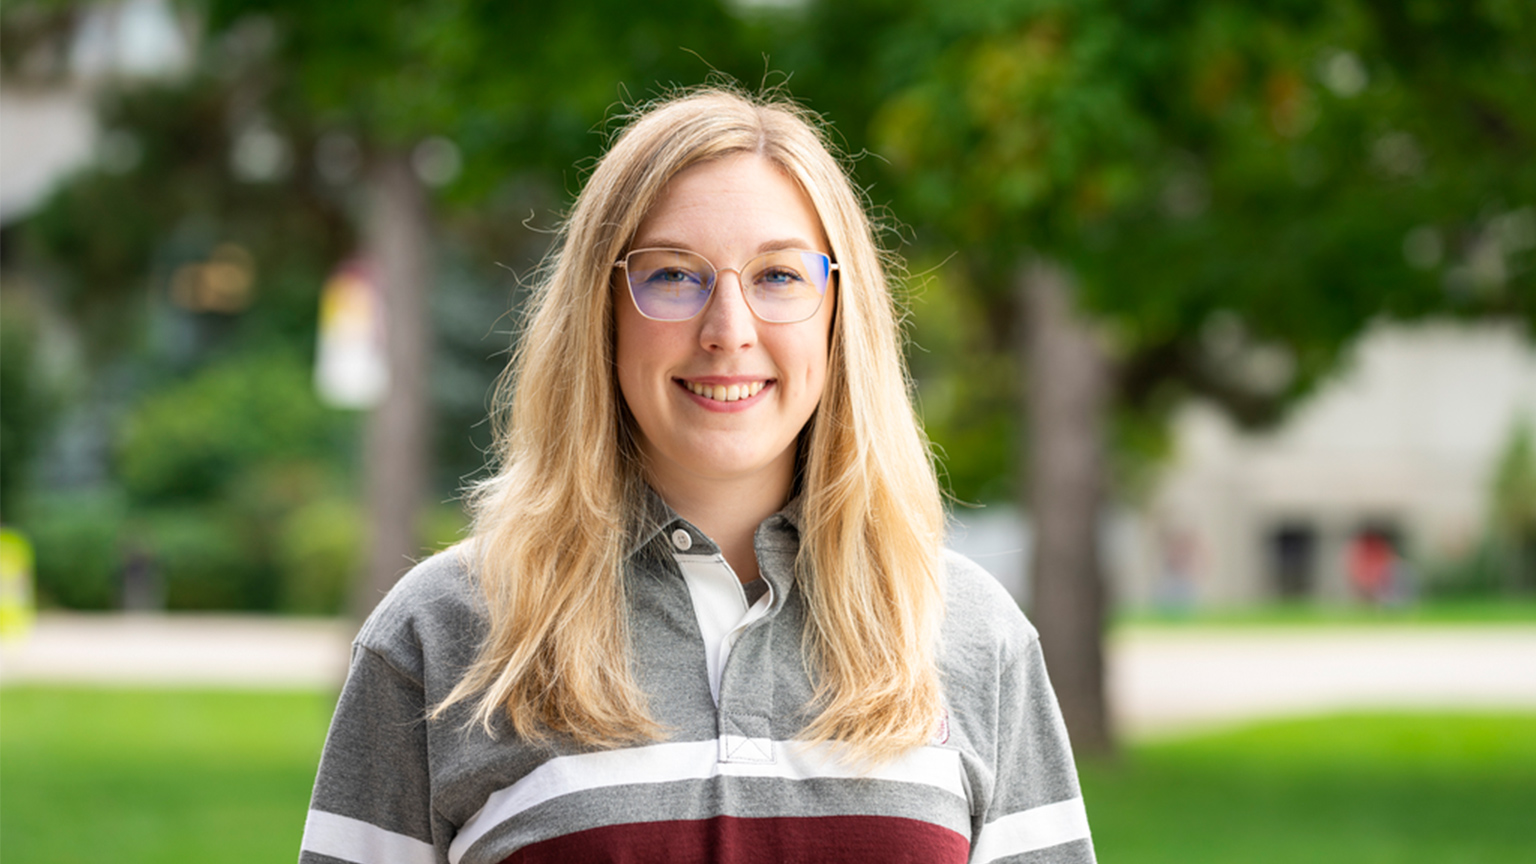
top-left (686, 380), bottom-right (766, 402)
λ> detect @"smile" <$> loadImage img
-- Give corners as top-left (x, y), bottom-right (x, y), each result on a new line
top-left (682, 380), bottom-right (768, 403)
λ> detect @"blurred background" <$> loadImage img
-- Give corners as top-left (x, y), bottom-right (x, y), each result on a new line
top-left (1, 0), bottom-right (1533, 861)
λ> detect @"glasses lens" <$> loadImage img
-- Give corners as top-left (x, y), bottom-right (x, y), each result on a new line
top-left (625, 250), bottom-right (714, 321)
top-left (741, 250), bottom-right (831, 323)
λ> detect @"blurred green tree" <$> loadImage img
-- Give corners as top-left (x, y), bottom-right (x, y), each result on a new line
top-left (782, 0), bottom-right (1535, 752)
top-left (7, 0), bottom-right (778, 614)
top-left (0, 293), bottom-right (54, 522)
top-left (1490, 420), bottom-right (1536, 593)
top-left (199, 0), bottom-right (771, 615)
top-left (10, 47), bottom-right (363, 611)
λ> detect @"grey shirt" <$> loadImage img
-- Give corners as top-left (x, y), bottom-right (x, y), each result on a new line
top-left (299, 501), bottom-right (1095, 864)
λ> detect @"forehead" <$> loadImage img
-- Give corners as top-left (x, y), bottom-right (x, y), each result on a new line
top-left (632, 153), bottom-right (829, 253)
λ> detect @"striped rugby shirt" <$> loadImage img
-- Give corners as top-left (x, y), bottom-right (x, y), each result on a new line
top-left (300, 497), bottom-right (1095, 864)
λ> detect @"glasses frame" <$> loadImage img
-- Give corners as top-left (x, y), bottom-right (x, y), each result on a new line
top-left (613, 247), bottom-right (838, 324)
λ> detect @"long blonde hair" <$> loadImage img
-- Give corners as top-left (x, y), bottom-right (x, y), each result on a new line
top-left (438, 87), bottom-right (946, 763)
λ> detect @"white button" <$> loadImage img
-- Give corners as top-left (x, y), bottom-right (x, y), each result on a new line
top-left (671, 528), bottom-right (692, 551)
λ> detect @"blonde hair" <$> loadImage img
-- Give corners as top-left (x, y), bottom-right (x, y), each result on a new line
top-left (438, 87), bottom-right (946, 763)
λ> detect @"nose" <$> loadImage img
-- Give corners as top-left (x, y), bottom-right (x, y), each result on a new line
top-left (697, 269), bottom-right (758, 352)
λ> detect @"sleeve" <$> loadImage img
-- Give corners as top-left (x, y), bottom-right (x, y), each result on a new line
top-left (968, 633), bottom-right (1097, 864)
top-left (297, 644), bottom-right (445, 864)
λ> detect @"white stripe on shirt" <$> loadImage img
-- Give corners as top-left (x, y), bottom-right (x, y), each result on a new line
top-left (302, 809), bottom-right (436, 864)
top-left (970, 797), bottom-right (1092, 862)
top-left (447, 738), bottom-right (967, 863)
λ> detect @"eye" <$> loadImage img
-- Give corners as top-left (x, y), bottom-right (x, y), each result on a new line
top-left (753, 265), bottom-right (807, 288)
top-left (644, 266), bottom-right (703, 285)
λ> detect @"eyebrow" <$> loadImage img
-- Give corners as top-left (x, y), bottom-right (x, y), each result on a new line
top-left (629, 237), bottom-right (824, 256)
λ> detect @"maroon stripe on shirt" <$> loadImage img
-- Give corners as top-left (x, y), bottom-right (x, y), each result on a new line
top-left (499, 814), bottom-right (970, 864)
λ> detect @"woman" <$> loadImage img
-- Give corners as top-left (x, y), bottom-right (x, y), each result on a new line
top-left (300, 88), bottom-right (1095, 864)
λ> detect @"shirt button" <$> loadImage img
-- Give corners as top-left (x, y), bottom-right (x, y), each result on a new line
top-left (671, 528), bottom-right (692, 551)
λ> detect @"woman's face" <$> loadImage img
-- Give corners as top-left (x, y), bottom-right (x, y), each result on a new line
top-left (614, 153), bottom-right (836, 499)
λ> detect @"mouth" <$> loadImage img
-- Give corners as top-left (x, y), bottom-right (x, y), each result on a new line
top-left (680, 379), bottom-right (770, 403)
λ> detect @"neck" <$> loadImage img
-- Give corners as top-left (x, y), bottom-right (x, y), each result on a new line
top-left (646, 458), bottom-right (794, 586)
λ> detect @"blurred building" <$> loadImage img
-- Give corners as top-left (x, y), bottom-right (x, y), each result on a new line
top-left (1, 85), bottom-right (96, 227)
top-left (1, 0), bottom-right (191, 227)
top-left (1128, 320), bottom-right (1536, 607)
top-left (948, 320), bottom-right (1536, 610)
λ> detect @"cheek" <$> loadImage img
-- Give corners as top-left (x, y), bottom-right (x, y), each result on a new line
top-left (614, 294), bottom-right (658, 371)
top-left (613, 303), bottom-right (654, 411)
top-left (614, 310), bottom-right (695, 421)
top-left (789, 329), bottom-right (832, 398)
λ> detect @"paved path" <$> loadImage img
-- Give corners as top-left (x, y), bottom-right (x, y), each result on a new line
top-left (4, 614), bottom-right (1535, 739)
top-left (1108, 625), bottom-right (1536, 738)
top-left (0, 614), bottom-right (353, 689)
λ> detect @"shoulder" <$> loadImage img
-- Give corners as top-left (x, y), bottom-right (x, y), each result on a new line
top-left (935, 550), bottom-right (1066, 765)
top-left (353, 544), bottom-right (485, 688)
top-left (937, 548), bottom-right (1038, 668)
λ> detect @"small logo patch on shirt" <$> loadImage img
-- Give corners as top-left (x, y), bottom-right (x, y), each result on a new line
top-left (930, 707), bottom-right (950, 745)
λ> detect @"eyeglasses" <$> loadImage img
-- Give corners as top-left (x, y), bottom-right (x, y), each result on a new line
top-left (614, 247), bottom-right (836, 323)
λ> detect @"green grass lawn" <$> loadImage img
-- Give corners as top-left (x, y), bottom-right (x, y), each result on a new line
top-left (1080, 712), bottom-right (1536, 864)
top-left (3, 688), bottom-right (1533, 863)
top-left (1, 687), bottom-right (335, 864)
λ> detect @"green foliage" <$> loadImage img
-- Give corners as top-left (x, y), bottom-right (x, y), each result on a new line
top-left (19, 490), bottom-right (127, 610)
top-left (1488, 419), bottom-right (1536, 592)
top-left (1411, 420), bottom-right (1536, 599)
top-left (18, 74), bottom-right (353, 366)
top-left (116, 352), bottom-right (342, 503)
top-left (6, 59), bottom-right (369, 612)
top-left (788, 0), bottom-right (1536, 492)
top-left (139, 506), bottom-right (266, 611)
top-left (1490, 419), bottom-right (1536, 539)
top-left (419, 499), bottom-right (471, 553)
top-left (10, 0), bottom-right (1533, 612)
top-left (0, 291), bottom-right (54, 520)
top-left (4, 0), bottom-right (793, 612)
top-left (274, 496), bottom-right (364, 615)
top-left (204, 0), bottom-right (770, 181)
top-left (1418, 540), bottom-right (1513, 600)
top-left (905, 260), bottom-right (1020, 502)
top-left (111, 353), bottom-right (357, 612)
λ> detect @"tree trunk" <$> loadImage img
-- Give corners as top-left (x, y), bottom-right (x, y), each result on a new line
top-left (1019, 258), bottom-right (1114, 755)
top-left (356, 152), bottom-right (433, 620)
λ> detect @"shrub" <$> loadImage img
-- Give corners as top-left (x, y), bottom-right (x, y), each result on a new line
top-left (116, 352), bottom-right (345, 506)
top-left (275, 497), bottom-right (363, 615)
top-left (1419, 539), bottom-right (1506, 599)
top-left (20, 491), bottom-right (126, 610)
top-left (145, 507), bottom-right (271, 611)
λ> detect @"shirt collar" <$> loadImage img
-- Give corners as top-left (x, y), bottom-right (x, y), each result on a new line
top-left (625, 484), bottom-right (679, 559)
top-left (624, 484), bottom-right (804, 561)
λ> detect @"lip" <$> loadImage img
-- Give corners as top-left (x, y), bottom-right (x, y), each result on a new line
top-left (675, 376), bottom-right (774, 412)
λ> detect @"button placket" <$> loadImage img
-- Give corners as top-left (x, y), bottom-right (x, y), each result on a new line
top-left (715, 584), bottom-right (780, 765)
